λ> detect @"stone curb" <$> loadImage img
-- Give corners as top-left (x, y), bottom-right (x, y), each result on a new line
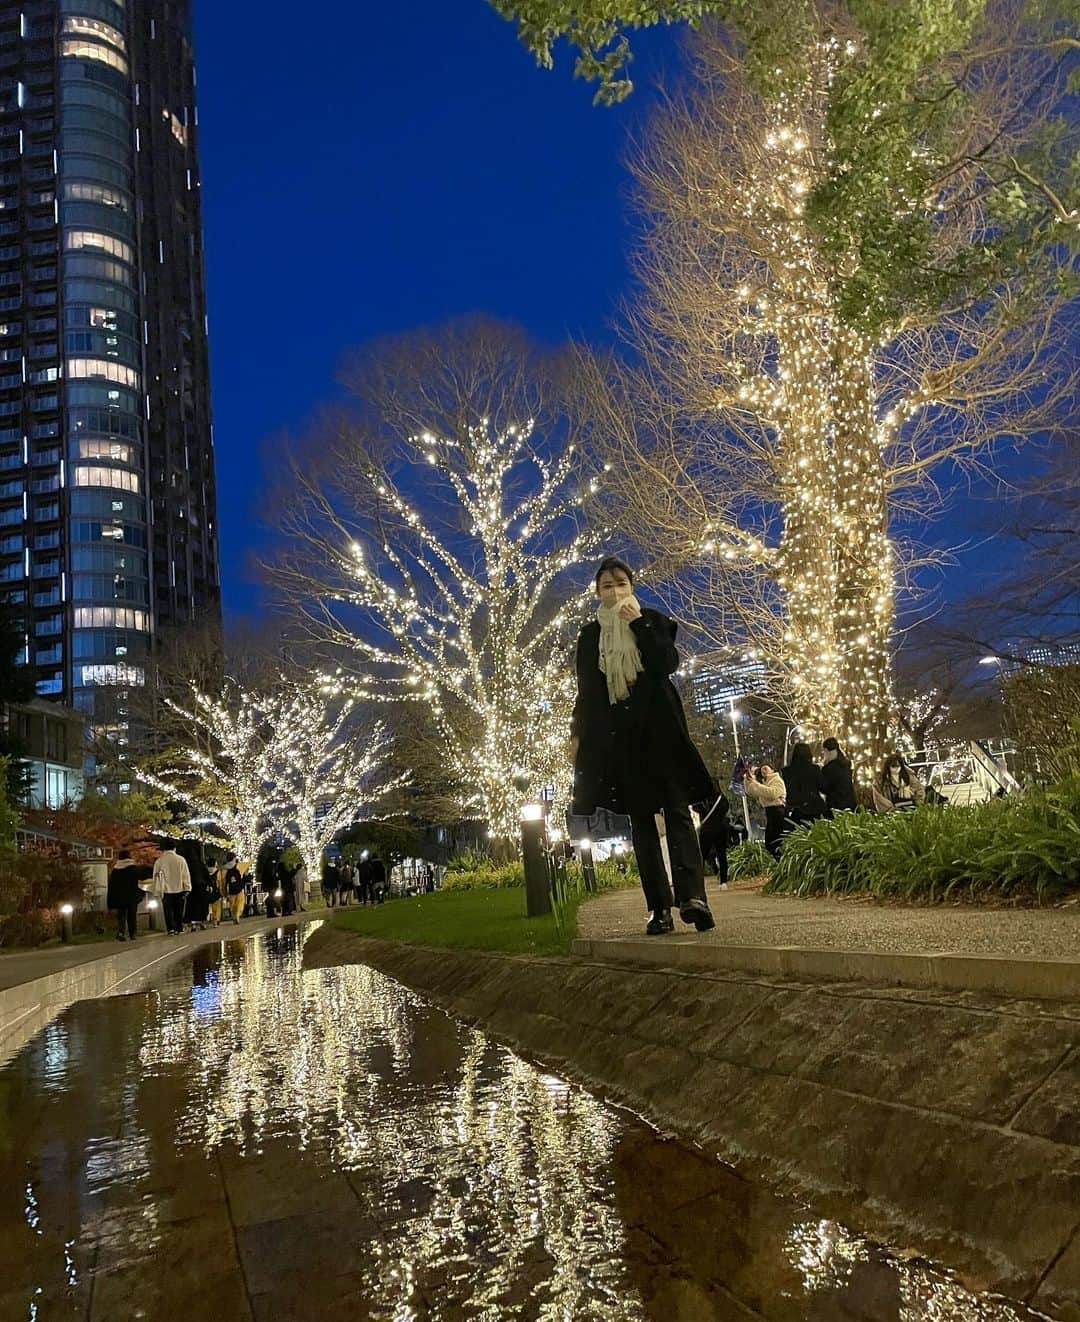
top-left (571, 936), bottom-right (1080, 1001)
top-left (0, 912), bottom-right (317, 1064)
top-left (303, 929), bottom-right (1080, 1319)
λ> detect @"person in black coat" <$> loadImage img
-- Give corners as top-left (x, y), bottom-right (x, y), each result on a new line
top-left (696, 788), bottom-right (732, 889)
top-left (106, 849), bottom-right (153, 941)
top-left (781, 742), bottom-right (827, 826)
top-left (820, 737), bottom-right (858, 812)
top-left (571, 555), bottom-right (716, 936)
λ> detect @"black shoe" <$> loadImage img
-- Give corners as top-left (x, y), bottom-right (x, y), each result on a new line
top-left (645, 909), bottom-right (675, 936)
top-left (679, 899), bottom-right (716, 932)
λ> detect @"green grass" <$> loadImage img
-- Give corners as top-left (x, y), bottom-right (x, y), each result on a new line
top-left (329, 887), bottom-right (589, 956)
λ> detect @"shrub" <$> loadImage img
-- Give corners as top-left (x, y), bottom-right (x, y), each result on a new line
top-left (728, 840), bottom-right (774, 881)
top-left (440, 861), bottom-right (525, 891)
top-left (765, 783), bottom-right (1080, 903)
top-left (0, 845), bottom-right (89, 946)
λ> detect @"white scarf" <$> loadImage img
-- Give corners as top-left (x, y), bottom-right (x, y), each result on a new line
top-left (597, 595), bottom-right (645, 705)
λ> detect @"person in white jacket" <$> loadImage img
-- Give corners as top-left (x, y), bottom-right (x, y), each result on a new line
top-left (745, 764), bottom-right (788, 856)
top-left (152, 844), bottom-right (192, 935)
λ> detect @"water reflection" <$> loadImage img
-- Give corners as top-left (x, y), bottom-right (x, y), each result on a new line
top-left (0, 924), bottom-right (1055, 1321)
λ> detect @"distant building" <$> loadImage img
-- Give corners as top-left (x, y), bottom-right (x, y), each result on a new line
top-left (0, 1), bottom-right (220, 746)
top-left (2, 695), bottom-right (84, 806)
top-left (1022, 641), bottom-right (1080, 670)
top-left (688, 652), bottom-right (770, 716)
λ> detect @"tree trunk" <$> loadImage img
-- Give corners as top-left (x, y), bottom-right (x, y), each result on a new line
top-left (829, 329), bottom-right (893, 782)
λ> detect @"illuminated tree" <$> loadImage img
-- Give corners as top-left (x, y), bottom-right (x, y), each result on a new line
top-left (586, 21), bottom-right (1076, 779)
top-left (264, 683), bottom-right (408, 883)
top-left (135, 679), bottom-right (283, 863)
top-left (271, 322), bottom-right (604, 844)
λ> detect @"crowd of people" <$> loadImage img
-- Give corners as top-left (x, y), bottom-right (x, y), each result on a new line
top-left (105, 838), bottom-right (395, 942)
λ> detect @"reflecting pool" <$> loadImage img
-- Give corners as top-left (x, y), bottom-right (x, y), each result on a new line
top-left (0, 924), bottom-right (1052, 1320)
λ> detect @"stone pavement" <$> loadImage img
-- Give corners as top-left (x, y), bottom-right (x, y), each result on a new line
top-left (575, 883), bottom-right (1080, 1000)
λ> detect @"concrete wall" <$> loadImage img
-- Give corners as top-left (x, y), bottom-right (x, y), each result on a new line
top-left (303, 928), bottom-right (1080, 1320)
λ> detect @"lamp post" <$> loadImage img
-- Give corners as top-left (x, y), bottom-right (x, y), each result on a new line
top-left (520, 802), bottom-right (551, 917)
top-left (577, 837), bottom-right (597, 893)
top-left (59, 903), bottom-right (74, 943)
top-left (729, 699), bottom-right (753, 839)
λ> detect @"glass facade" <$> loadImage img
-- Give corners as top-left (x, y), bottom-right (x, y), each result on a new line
top-left (0, 0), bottom-right (219, 759)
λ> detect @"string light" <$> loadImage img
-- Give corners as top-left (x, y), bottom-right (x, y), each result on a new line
top-left (316, 415), bottom-right (603, 841)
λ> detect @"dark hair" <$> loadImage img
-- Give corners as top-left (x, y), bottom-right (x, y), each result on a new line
top-left (880, 752), bottom-right (910, 785)
top-left (789, 742), bottom-right (814, 765)
top-left (118, 848), bottom-right (130, 860)
top-left (595, 555), bottom-right (634, 587)
top-left (822, 737), bottom-right (841, 753)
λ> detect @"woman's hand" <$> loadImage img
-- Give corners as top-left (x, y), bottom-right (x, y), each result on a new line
top-left (618, 599), bottom-right (642, 623)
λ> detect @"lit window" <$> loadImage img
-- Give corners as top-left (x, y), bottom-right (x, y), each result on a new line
top-left (76, 439), bottom-right (135, 463)
top-left (79, 663), bottom-right (145, 686)
top-left (73, 605), bottom-right (149, 631)
top-left (60, 17), bottom-right (127, 53)
top-left (60, 39), bottom-right (129, 77)
top-left (65, 231), bottom-right (134, 265)
top-left (66, 358), bottom-right (140, 390)
top-left (63, 182), bottom-right (131, 212)
top-left (161, 109), bottom-right (187, 148)
top-left (73, 465), bottom-right (140, 493)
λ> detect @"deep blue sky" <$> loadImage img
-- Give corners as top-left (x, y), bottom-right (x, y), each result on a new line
top-left (194, 1), bottom-right (672, 620)
top-left (193, 2), bottom-right (1035, 630)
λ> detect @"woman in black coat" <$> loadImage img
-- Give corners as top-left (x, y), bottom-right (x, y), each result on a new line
top-left (781, 742), bottom-right (827, 826)
top-left (571, 556), bottom-right (716, 936)
top-left (820, 737), bottom-right (858, 812)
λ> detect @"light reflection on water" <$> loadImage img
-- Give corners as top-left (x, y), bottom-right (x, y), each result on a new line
top-left (0, 923), bottom-right (1055, 1321)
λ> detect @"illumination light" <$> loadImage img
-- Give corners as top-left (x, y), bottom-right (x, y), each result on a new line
top-left (59, 903), bottom-right (74, 916)
top-left (520, 803), bottom-right (544, 823)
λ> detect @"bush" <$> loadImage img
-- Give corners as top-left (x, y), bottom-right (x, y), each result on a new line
top-left (765, 782), bottom-right (1080, 903)
top-left (0, 845), bottom-right (90, 946)
top-left (728, 840), bottom-right (774, 881)
top-left (440, 861), bottom-right (525, 891)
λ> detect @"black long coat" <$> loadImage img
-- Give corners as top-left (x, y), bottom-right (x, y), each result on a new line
top-left (571, 608), bottom-right (716, 817)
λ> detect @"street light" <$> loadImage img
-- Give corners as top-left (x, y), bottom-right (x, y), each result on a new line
top-left (577, 836), bottom-right (597, 893)
top-left (729, 698), bottom-right (753, 839)
top-left (59, 903), bottom-right (74, 943)
top-left (146, 897), bottom-right (162, 932)
top-left (520, 803), bottom-right (551, 917)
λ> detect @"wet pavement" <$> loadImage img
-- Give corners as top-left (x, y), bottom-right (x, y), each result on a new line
top-left (0, 922), bottom-right (1057, 1320)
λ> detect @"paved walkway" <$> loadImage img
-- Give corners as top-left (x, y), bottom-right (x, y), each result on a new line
top-left (0, 910), bottom-right (321, 992)
top-left (578, 882), bottom-right (1080, 959)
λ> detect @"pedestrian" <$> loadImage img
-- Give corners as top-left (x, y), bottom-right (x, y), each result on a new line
top-left (696, 788), bottom-right (731, 890)
top-left (257, 848), bottom-right (279, 917)
top-left (277, 856), bottom-right (299, 916)
top-left (745, 764), bottom-right (787, 857)
top-left (220, 855), bottom-right (246, 924)
top-left (107, 848), bottom-right (152, 942)
top-left (295, 862), bottom-right (309, 912)
top-left (782, 742), bottom-right (827, 827)
top-left (872, 752), bottom-right (925, 813)
top-left (570, 555), bottom-right (716, 937)
top-left (321, 857), bottom-right (340, 908)
top-left (207, 861), bottom-right (224, 927)
top-left (820, 737), bottom-right (857, 813)
top-left (179, 843), bottom-right (213, 931)
top-left (151, 842), bottom-right (192, 934)
top-left (368, 852), bottom-right (387, 903)
top-left (337, 861), bottom-right (353, 907)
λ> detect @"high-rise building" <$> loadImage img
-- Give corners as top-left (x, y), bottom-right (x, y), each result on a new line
top-left (0, 0), bottom-right (219, 747)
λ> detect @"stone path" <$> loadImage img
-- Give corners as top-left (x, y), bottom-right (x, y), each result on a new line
top-left (579, 882), bottom-right (1080, 959)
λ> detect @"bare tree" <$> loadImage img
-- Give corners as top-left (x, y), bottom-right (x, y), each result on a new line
top-left (264, 681), bottom-right (407, 884)
top-left (268, 320), bottom-right (605, 843)
top-left (589, 17), bottom-right (1076, 779)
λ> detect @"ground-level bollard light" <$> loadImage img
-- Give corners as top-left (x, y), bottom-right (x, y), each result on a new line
top-left (521, 803), bottom-right (552, 917)
top-left (60, 903), bottom-right (74, 943)
top-left (578, 838), bottom-right (597, 893)
top-left (147, 898), bottom-right (162, 932)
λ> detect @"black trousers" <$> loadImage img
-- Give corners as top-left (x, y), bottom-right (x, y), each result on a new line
top-left (764, 806), bottom-right (786, 857)
top-left (629, 797), bottom-right (707, 913)
top-left (163, 892), bottom-right (187, 933)
top-left (114, 902), bottom-right (138, 938)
